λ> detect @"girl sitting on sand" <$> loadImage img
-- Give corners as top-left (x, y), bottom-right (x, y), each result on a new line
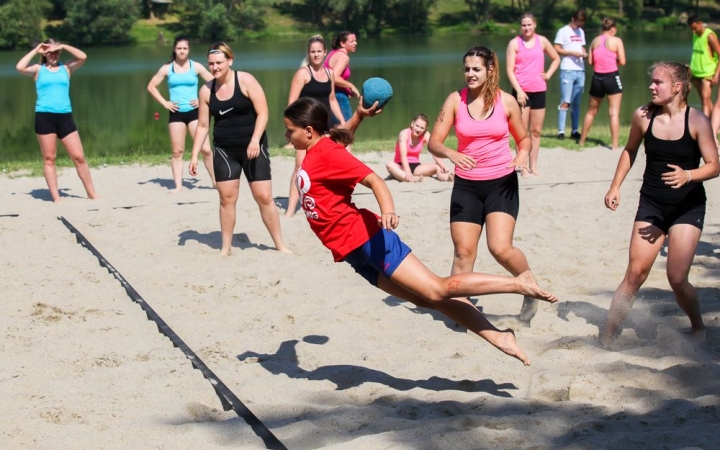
top-left (283, 97), bottom-right (558, 365)
top-left (385, 114), bottom-right (453, 182)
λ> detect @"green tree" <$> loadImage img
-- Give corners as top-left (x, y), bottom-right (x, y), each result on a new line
top-left (0, 0), bottom-right (51, 50)
top-left (386, 0), bottom-right (436, 34)
top-left (176, 0), bottom-right (268, 41)
top-left (48, 0), bottom-right (140, 45)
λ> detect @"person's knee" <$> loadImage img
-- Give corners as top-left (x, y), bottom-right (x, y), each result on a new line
top-left (252, 188), bottom-right (274, 205)
top-left (172, 147), bottom-right (184, 158)
top-left (488, 243), bottom-right (514, 264)
top-left (666, 270), bottom-right (690, 291)
top-left (559, 103), bottom-right (570, 110)
top-left (625, 265), bottom-right (650, 287)
top-left (453, 244), bottom-right (477, 262)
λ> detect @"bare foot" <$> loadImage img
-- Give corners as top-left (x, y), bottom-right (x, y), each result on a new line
top-left (284, 211), bottom-right (296, 218)
top-left (520, 168), bottom-right (534, 178)
top-left (275, 245), bottom-right (293, 254)
top-left (688, 327), bottom-right (706, 343)
top-left (168, 188), bottom-right (182, 194)
top-left (487, 329), bottom-right (530, 365)
top-left (529, 168), bottom-right (540, 176)
top-left (516, 270), bottom-right (558, 303)
top-left (87, 193), bottom-right (101, 200)
top-left (220, 248), bottom-right (232, 256)
top-left (413, 175), bottom-right (424, 182)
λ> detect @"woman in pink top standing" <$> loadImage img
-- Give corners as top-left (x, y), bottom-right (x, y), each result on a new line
top-left (506, 12), bottom-right (560, 177)
top-left (429, 45), bottom-right (546, 325)
top-left (578, 18), bottom-right (626, 150)
top-left (385, 114), bottom-right (453, 182)
top-left (324, 31), bottom-right (360, 124)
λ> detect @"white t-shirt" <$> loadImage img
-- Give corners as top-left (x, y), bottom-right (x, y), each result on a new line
top-left (554, 24), bottom-right (586, 71)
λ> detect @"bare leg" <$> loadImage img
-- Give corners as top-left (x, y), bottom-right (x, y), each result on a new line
top-left (666, 224), bottom-right (705, 340)
top-left (379, 254), bottom-right (557, 365)
top-left (168, 122), bottom-right (187, 192)
top-left (188, 120), bottom-right (215, 187)
top-left (527, 108), bottom-right (546, 175)
top-left (385, 161), bottom-right (409, 182)
top-left (413, 163), bottom-right (451, 181)
top-left (599, 222), bottom-right (664, 347)
top-left (607, 93), bottom-right (622, 150)
top-left (249, 180), bottom-right (291, 253)
top-left (285, 149), bottom-right (306, 217)
top-left (60, 131), bottom-right (98, 200)
top-left (578, 96), bottom-right (601, 146)
top-left (36, 133), bottom-right (61, 202)
top-left (485, 212), bottom-right (539, 323)
top-left (692, 77), bottom-right (713, 117)
top-left (216, 179), bottom-right (240, 255)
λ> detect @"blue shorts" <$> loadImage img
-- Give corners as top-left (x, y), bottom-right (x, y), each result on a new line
top-left (333, 92), bottom-right (353, 124)
top-left (343, 228), bottom-right (412, 286)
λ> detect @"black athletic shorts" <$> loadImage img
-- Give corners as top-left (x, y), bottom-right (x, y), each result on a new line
top-left (35, 112), bottom-right (78, 139)
top-left (169, 109), bottom-right (199, 125)
top-left (213, 134), bottom-right (272, 183)
top-left (635, 194), bottom-right (705, 234)
top-left (589, 71), bottom-right (623, 98)
top-left (511, 90), bottom-right (546, 110)
top-left (450, 171), bottom-right (519, 226)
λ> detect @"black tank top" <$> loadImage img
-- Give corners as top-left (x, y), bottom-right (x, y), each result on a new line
top-left (299, 66), bottom-right (332, 112)
top-left (209, 71), bottom-right (266, 148)
top-left (640, 106), bottom-right (706, 204)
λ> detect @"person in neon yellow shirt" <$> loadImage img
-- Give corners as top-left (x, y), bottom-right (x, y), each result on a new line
top-left (687, 15), bottom-right (720, 118)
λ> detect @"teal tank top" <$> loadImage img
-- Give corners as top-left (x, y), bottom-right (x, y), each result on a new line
top-left (167, 60), bottom-right (199, 113)
top-left (35, 64), bottom-right (72, 113)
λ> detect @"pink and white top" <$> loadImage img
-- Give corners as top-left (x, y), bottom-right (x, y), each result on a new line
top-left (592, 35), bottom-right (619, 74)
top-left (454, 88), bottom-right (514, 181)
top-left (513, 35), bottom-right (546, 93)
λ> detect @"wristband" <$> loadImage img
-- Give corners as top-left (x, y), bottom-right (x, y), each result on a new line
top-left (685, 170), bottom-right (692, 183)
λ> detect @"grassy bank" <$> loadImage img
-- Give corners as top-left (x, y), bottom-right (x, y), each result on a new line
top-left (1, 126), bottom-right (630, 178)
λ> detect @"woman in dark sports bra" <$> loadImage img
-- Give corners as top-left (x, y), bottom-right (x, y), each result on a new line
top-left (189, 42), bottom-right (290, 256)
top-left (601, 61), bottom-right (719, 347)
top-left (285, 35), bottom-right (346, 217)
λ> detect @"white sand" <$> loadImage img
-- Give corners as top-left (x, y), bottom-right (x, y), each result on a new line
top-left (1, 146), bottom-right (719, 449)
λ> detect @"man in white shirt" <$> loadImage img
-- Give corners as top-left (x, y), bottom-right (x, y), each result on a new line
top-left (554, 10), bottom-right (587, 141)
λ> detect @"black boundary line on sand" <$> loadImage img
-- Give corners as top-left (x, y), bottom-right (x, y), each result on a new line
top-left (0, 214), bottom-right (20, 217)
top-left (57, 216), bottom-right (288, 450)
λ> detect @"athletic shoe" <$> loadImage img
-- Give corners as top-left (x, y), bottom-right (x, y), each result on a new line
top-left (557, 132), bottom-right (565, 140)
top-left (571, 131), bottom-right (581, 140)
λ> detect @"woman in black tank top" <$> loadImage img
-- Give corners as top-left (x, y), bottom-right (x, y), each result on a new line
top-left (189, 42), bottom-right (291, 256)
top-left (601, 61), bottom-right (719, 347)
top-left (284, 35), bottom-right (347, 217)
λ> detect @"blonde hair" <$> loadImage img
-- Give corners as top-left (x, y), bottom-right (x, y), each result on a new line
top-left (207, 42), bottom-right (234, 60)
top-left (301, 35), bottom-right (326, 67)
top-left (463, 46), bottom-right (500, 116)
top-left (646, 61), bottom-right (692, 114)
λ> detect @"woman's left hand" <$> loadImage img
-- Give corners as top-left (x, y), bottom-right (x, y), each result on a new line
top-left (247, 139), bottom-right (260, 159)
top-left (189, 99), bottom-right (199, 108)
top-left (379, 212), bottom-right (400, 230)
top-left (662, 164), bottom-right (691, 189)
top-left (508, 152), bottom-right (529, 171)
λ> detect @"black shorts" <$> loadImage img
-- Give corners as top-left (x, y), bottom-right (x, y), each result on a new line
top-left (450, 171), bottom-right (519, 226)
top-left (35, 112), bottom-right (78, 139)
top-left (511, 90), bottom-right (546, 109)
top-left (168, 109), bottom-right (199, 125)
top-left (634, 194), bottom-right (705, 234)
top-left (213, 134), bottom-right (272, 183)
top-left (589, 72), bottom-right (623, 98)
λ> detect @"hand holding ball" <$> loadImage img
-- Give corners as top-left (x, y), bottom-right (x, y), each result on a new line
top-left (362, 77), bottom-right (393, 109)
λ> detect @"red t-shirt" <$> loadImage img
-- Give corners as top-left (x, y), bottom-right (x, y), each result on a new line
top-left (297, 137), bottom-right (381, 261)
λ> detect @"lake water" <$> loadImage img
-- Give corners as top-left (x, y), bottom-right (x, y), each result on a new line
top-left (0, 31), bottom-right (692, 162)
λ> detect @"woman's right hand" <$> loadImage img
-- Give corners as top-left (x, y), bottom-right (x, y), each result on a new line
top-left (604, 187), bottom-right (620, 210)
top-left (164, 100), bottom-right (179, 112)
top-left (449, 151), bottom-right (476, 171)
top-left (188, 156), bottom-right (199, 176)
top-left (403, 169), bottom-right (413, 182)
top-left (515, 89), bottom-right (528, 107)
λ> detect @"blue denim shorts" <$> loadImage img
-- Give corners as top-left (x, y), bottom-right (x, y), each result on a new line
top-left (334, 92), bottom-right (353, 123)
top-left (343, 228), bottom-right (412, 286)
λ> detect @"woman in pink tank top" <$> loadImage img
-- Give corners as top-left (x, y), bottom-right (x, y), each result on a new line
top-left (578, 18), bottom-right (626, 150)
top-left (385, 114), bottom-right (453, 182)
top-left (505, 12), bottom-right (560, 177)
top-left (429, 45), bottom-right (549, 325)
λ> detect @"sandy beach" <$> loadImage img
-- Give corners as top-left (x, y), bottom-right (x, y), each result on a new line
top-left (1, 145), bottom-right (719, 449)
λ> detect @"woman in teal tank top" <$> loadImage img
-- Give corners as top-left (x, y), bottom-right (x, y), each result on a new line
top-left (147, 36), bottom-right (215, 192)
top-left (16, 39), bottom-right (98, 202)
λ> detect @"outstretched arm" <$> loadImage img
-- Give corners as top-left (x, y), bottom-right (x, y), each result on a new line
top-left (360, 172), bottom-right (399, 230)
top-left (339, 97), bottom-right (381, 136)
top-left (605, 107), bottom-right (646, 210)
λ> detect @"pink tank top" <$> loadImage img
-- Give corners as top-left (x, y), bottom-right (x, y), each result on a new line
top-left (514, 35), bottom-right (546, 93)
top-left (324, 49), bottom-right (351, 95)
top-left (394, 128), bottom-right (424, 164)
top-left (592, 35), bottom-right (618, 74)
top-left (454, 89), bottom-right (514, 181)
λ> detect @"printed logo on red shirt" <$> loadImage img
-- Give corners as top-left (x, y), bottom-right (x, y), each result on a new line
top-left (296, 168), bottom-right (318, 219)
